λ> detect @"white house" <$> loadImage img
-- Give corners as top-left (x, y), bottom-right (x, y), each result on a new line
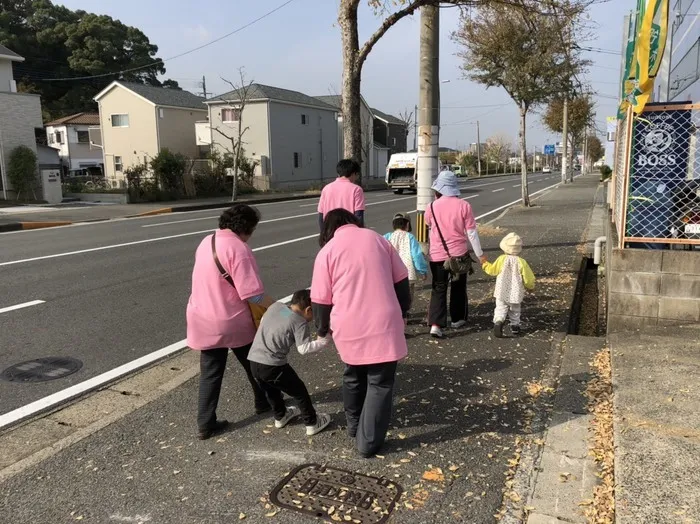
top-left (45, 112), bottom-right (103, 174)
top-left (0, 44), bottom-right (43, 200)
top-left (203, 83), bottom-right (340, 190)
top-left (313, 95), bottom-right (380, 181)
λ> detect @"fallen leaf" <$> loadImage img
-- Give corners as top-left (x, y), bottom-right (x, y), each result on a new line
top-left (422, 467), bottom-right (445, 483)
top-left (239, 513), bottom-right (246, 520)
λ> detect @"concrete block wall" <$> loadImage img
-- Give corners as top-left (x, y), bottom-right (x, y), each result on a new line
top-left (607, 246), bottom-right (700, 332)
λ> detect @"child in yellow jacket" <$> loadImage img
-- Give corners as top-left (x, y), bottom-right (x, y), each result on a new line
top-left (482, 232), bottom-right (535, 338)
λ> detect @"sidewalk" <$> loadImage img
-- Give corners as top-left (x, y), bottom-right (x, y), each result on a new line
top-left (0, 175), bottom-right (600, 523)
top-left (610, 326), bottom-right (700, 523)
top-left (0, 191), bottom-right (321, 232)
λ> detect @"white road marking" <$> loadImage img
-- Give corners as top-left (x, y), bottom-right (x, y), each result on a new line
top-left (0, 231), bottom-right (319, 268)
top-left (513, 184), bottom-right (521, 187)
top-left (142, 196), bottom-right (416, 228)
top-left (463, 195), bottom-right (479, 199)
top-left (492, 188), bottom-right (505, 193)
top-left (475, 181), bottom-right (561, 221)
top-left (0, 180), bottom-right (567, 428)
top-left (0, 292), bottom-right (299, 430)
top-left (0, 300), bottom-right (45, 314)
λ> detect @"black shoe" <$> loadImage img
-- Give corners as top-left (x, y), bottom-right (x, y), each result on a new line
top-left (511, 325), bottom-right (521, 336)
top-left (255, 403), bottom-right (272, 415)
top-left (493, 322), bottom-right (504, 338)
top-left (198, 419), bottom-right (230, 440)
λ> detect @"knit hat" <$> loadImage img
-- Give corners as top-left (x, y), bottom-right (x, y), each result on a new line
top-left (431, 171), bottom-right (461, 197)
top-left (500, 232), bottom-right (523, 255)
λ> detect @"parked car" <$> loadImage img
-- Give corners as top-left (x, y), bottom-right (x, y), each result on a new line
top-left (542, 166), bottom-right (552, 173)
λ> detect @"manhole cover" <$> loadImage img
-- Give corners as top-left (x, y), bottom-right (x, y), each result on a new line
top-left (270, 463), bottom-right (402, 523)
top-left (0, 357), bottom-right (83, 383)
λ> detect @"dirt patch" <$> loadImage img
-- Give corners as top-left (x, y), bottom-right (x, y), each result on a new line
top-left (477, 224), bottom-right (505, 237)
top-left (583, 348), bottom-right (615, 523)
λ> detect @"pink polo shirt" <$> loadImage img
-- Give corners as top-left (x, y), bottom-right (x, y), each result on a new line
top-left (311, 225), bottom-right (408, 366)
top-left (424, 196), bottom-right (477, 262)
top-left (186, 229), bottom-right (264, 350)
top-left (317, 177), bottom-right (365, 217)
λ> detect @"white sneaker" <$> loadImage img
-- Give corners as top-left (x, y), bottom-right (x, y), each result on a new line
top-left (274, 406), bottom-right (300, 429)
top-left (306, 413), bottom-right (331, 436)
top-left (451, 320), bottom-right (467, 329)
top-left (430, 326), bottom-right (444, 339)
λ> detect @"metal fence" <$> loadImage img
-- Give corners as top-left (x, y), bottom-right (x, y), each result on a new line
top-left (612, 102), bottom-right (700, 249)
top-left (612, 107), bottom-right (633, 240)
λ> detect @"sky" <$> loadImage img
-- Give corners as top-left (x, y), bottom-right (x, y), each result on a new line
top-left (57, 0), bottom-right (630, 152)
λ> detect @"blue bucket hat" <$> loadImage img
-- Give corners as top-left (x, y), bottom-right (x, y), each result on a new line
top-left (431, 171), bottom-right (461, 197)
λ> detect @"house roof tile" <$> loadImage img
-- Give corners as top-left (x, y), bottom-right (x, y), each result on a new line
top-left (46, 112), bottom-right (101, 126)
top-left (0, 44), bottom-right (23, 61)
top-left (117, 82), bottom-right (206, 110)
top-left (208, 84), bottom-right (337, 111)
top-left (371, 108), bottom-right (404, 126)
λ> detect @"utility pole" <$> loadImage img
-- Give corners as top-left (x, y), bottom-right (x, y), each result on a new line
top-left (476, 120), bottom-right (481, 176)
top-left (415, 5), bottom-right (439, 246)
top-left (200, 76), bottom-right (208, 99)
top-left (413, 104), bottom-right (418, 151)
top-left (561, 97), bottom-right (569, 183)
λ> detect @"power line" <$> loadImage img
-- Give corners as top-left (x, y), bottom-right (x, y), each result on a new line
top-left (39, 0), bottom-right (296, 82)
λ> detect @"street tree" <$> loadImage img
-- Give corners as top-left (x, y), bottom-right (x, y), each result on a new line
top-left (484, 134), bottom-right (511, 174)
top-left (585, 135), bottom-right (603, 164)
top-left (543, 95), bottom-right (595, 170)
top-left (338, 0), bottom-right (552, 180)
top-left (211, 69), bottom-right (255, 202)
top-left (453, 1), bottom-right (586, 206)
top-left (0, 0), bottom-right (178, 120)
top-left (398, 107), bottom-right (415, 149)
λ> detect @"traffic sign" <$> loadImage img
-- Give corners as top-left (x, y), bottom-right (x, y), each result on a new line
top-left (543, 144), bottom-right (556, 155)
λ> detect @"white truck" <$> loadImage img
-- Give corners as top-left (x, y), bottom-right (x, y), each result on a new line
top-left (385, 153), bottom-right (443, 194)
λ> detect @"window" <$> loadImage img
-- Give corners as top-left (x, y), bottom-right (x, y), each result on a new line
top-left (221, 108), bottom-right (241, 122)
top-left (669, 37), bottom-right (700, 98)
top-left (294, 152), bottom-right (302, 168)
top-left (77, 130), bottom-right (89, 143)
top-left (114, 156), bottom-right (123, 172)
top-left (391, 137), bottom-right (397, 146)
top-left (158, 108), bottom-right (164, 119)
top-left (111, 114), bottom-right (129, 127)
top-left (54, 131), bottom-right (63, 144)
top-left (301, 114), bottom-right (308, 125)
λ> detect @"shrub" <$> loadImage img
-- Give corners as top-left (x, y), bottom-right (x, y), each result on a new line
top-left (600, 165), bottom-right (612, 181)
top-left (151, 149), bottom-right (186, 196)
top-left (7, 145), bottom-right (37, 199)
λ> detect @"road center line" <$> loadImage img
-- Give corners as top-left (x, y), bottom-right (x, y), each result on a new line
top-left (0, 300), bottom-right (45, 314)
top-left (492, 188), bottom-right (505, 193)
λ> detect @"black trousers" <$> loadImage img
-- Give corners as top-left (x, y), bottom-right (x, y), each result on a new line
top-left (343, 361), bottom-right (398, 457)
top-left (250, 362), bottom-right (317, 426)
top-left (197, 345), bottom-right (268, 430)
top-left (428, 261), bottom-right (468, 328)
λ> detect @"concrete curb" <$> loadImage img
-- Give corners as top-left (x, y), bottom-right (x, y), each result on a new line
top-left (0, 221), bottom-right (72, 232)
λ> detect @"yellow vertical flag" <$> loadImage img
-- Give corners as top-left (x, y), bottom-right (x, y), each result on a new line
top-left (633, 0), bottom-right (670, 114)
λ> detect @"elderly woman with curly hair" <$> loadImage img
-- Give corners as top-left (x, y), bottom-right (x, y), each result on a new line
top-left (186, 204), bottom-right (275, 440)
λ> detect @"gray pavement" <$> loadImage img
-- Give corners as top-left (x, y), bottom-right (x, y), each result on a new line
top-left (610, 326), bottom-right (700, 524)
top-left (0, 173), bottom-right (599, 523)
top-left (0, 172), bottom-right (562, 415)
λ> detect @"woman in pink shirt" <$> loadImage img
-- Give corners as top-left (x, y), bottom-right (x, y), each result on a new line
top-left (186, 205), bottom-right (275, 440)
top-left (425, 171), bottom-right (487, 339)
top-left (317, 159), bottom-right (366, 229)
top-left (311, 209), bottom-right (411, 458)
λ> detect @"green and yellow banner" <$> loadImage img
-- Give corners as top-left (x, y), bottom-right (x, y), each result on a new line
top-left (618, 0), bottom-right (670, 116)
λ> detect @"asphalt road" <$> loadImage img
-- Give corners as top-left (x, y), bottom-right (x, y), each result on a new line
top-left (0, 172), bottom-right (561, 415)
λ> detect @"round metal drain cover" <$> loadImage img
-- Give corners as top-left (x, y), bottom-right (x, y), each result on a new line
top-left (1, 357), bottom-right (83, 383)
